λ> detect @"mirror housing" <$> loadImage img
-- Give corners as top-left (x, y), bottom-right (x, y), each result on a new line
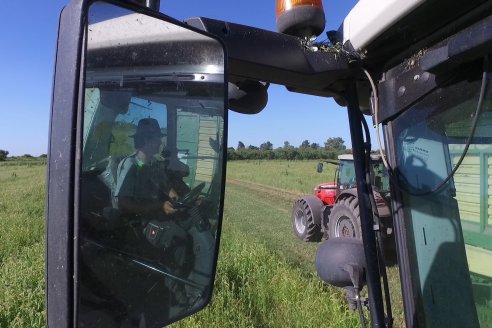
top-left (315, 238), bottom-right (366, 289)
top-left (315, 238), bottom-right (366, 310)
top-left (48, 1), bottom-right (227, 327)
top-left (228, 80), bottom-right (269, 114)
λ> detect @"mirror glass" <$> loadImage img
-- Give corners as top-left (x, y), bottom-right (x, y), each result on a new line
top-left (78, 2), bottom-right (226, 326)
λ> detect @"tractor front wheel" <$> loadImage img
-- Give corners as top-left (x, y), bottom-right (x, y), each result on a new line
top-left (291, 196), bottom-right (322, 242)
top-left (328, 197), bottom-right (362, 239)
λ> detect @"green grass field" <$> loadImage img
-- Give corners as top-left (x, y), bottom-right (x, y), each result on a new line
top-left (0, 160), bottom-right (405, 327)
top-left (225, 159), bottom-right (338, 195)
top-left (0, 163), bottom-right (45, 327)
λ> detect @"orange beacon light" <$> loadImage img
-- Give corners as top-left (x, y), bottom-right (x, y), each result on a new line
top-left (276, 0), bottom-right (326, 38)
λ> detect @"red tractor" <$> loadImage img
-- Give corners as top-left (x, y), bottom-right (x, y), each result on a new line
top-left (292, 154), bottom-right (393, 244)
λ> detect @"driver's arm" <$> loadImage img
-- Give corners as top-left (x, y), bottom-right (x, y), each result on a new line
top-left (115, 159), bottom-right (177, 217)
top-left (162, 188), bottom-right (178, 215)
top-left (118, 196), bottom-right (177, 216)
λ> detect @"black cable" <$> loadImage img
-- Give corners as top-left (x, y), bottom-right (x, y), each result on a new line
top-left (357, 295), bottom-right (368, 328)
top-left (353, 48), bottom-right (488, 328)
top-left (360, 111), bottom-right (393, 328)
top-left (347, 84), bottom-right (386, 327)
top-left (353, 56), bottom-right (489, 328)
top-left (389, 60), bottom-right (488, 197)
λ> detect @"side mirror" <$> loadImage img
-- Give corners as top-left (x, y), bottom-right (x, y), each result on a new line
top-left (228, 80), bottom-right (269, 114)
top-left (315, 238), bottom-right (366, 309)
top-left (47, 1), bottom-right (227, 327)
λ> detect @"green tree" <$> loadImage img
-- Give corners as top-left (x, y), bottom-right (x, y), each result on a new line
top-left (324, 137), bottom-right (346, 151)
top-left (260, 141), bottom-right (273, 151)
top-left (300, 140), bottom-right (310, 148)
top-left (227, 147), bottom-right (238, 160)
top-left (237, 141), bottom-right (245, 150)
top-left (0, 150), bottom-right (9, 161)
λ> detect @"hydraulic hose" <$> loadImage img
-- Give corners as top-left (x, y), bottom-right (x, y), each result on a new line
top-left (346, 83), bottom-right (386, 328)
top-left (360, 112), bottom-right (393, 328)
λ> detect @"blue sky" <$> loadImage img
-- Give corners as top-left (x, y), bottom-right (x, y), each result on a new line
top-left (1, 0), bottom-right (361, 156)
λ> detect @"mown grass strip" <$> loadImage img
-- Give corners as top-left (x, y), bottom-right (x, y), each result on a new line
top-left (227, 160), bottom-right (337, 195)
top-left (226, 161), bottom-right (405, 327)
top-left (222, 182), bottom-right (319, 273)
top-left (173, 216), bottom-right (362, 328)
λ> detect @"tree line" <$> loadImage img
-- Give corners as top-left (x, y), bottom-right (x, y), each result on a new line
top-left (0, 150), bottom-right (47, 161)
top-left (1, 138), bottom-right (348, 162)
top-left (227, 137), bottom-right (349, 160)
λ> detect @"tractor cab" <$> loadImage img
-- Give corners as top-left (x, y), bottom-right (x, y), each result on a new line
top-left (316, 154), bottom-right (390, 203)
top-left (48, 0), bottom-right (492, 327)
top-left (333, 154), bottom-right (390, 193)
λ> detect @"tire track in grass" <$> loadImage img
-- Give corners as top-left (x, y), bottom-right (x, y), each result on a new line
top-left (225, 177), bottom-right (406, 327)
top-left (223, 181), bottom-right (320, 275)
top-left (225, 178), bottom-right (305, 220)
top-left (173, 188), bottom-right (362, 328)
top-left (173, 228), bottom-right (362, 328)
top-left (227, 178), bottom-right (305, 199)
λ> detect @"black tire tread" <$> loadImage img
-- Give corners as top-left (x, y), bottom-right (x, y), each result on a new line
top-left (328, 196), bottom-right (362, 239)
top-left (292, 198), bottom-right (322, 242)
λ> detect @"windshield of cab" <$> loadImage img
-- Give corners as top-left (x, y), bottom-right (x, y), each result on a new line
top-left (391, 68), bottom-right (492, 327)
top-left (338, 160), bottom-right (356, 189)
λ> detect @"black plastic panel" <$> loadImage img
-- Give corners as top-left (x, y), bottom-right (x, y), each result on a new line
top-left (186, 17), bottom-right (354, 98)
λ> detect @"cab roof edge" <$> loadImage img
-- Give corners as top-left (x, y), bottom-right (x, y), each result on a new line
top-left (341, 0), bottom-right (426, 51)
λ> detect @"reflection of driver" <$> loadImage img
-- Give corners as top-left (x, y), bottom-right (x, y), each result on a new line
top-left (114, 118), bottom-right (179, 217)
top-left (113, 118), bottom-right (193, 309)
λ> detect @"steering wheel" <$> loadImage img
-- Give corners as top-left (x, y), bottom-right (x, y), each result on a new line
top-left (344, 177), bottom-right (356, 189)
top-left (171, 182), bottom-right (206, 209)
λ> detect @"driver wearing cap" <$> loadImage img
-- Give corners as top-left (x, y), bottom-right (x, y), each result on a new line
top-left (114, 118), bottom-right (179, 218)
top-left (110, 118), bottom-right (194, 315)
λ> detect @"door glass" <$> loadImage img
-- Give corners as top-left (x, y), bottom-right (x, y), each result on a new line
top-left (391, 72), bottom-right (492, 327)
top-left (371, 161), bottom-right (390, 193)
top-left (338, 160), bottom-right (356, 189)
top-left (78, 2), bottom-right (226, 327)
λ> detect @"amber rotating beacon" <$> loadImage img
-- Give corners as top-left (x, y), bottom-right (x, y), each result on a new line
top-left (276, 0), bottom-right (326, 38)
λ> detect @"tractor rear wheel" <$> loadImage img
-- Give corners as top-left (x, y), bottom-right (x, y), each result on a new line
top-left (328, 196), bottom-right (362, 239)
top-left (291, 196), bottom-right (322, 242)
